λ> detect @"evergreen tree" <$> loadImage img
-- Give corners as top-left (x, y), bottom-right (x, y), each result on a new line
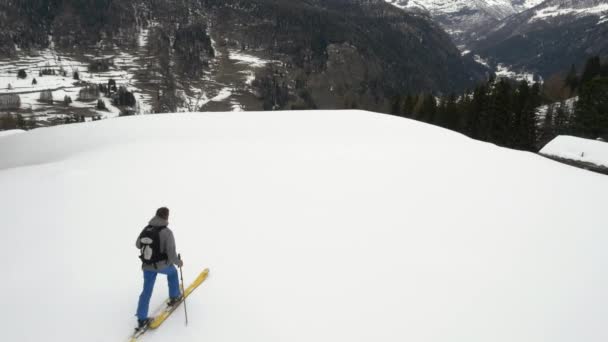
top-left (412, 94), bottom-right (425, 120)
top-left (434, 97), bottom-right (446, 127)
top-left (511, 81), bottom-right (540, 150)
top-left (564, 64), bottom-right (579, 92)
top-left (601, 60), bottom-right (608, 78)
top-left (581, 56), bottom-right (601, 84)
top-left (390, 95), bottom-right (402, 115)
top-left (554, 101), bottom-right (570, 135)
top-left (539, 104), bottom-right (556, 146)
top-left (418, 94), bottom-right (437, 123)
top-left (457, 90), bottom-right (473, 133)
top-left (467, 84), bottom-right (489, 140)
top-left (487, 79), bottom-right (512, 146)
top-left (443, 93), bottom-right (459, 130)
top-left (523, 83), bottom-right (542, 150)
top-left (572, 78), bottom-right (608, 139)
top-left (402, 94), bottom-right (416, 118)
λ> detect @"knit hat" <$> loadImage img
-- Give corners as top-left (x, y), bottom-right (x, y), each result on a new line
top-left (156, 207), bottom-right (170, 220)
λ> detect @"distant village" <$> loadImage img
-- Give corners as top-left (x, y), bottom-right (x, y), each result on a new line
top-left (0, 56), bottom-right (139, 121)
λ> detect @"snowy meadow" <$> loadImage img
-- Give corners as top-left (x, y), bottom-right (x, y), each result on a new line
top-left (0, 110), bottom-right (607, 342)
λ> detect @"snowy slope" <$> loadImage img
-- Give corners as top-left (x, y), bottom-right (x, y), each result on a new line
top-left (541, 135), bottom-right (608, 167)
top-left (1, 110), bottom-right (608, 342)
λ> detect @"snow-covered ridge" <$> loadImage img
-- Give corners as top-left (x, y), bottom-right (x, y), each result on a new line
top-left (530, 3), bottom-right (608, 21)
top-left (514, 0), bottom-right (546, 11)
top-left (0, 129), bottom-right (25, 138)
top-left (1, 110), bottom-right (607, 342)
top-left (385, 0), bottom-right (543, 15)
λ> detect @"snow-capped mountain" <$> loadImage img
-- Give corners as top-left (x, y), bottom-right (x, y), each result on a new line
top-left (471, 0), bottom-right (608, 77)
top-left (385, 0), bottom-right (545, 46)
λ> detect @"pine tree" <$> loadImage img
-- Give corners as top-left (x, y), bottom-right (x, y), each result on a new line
top-left (540, 104), bottom-right (555, 146)
top-left (412, 94), bottom-right (425, 120)
top-left (487, 79), bottom-right (513, 146)
top-left (581, 56), bottom-right (601, 84)
top-left (601, 60), bottom-right (608, 78)
top-left (554, 101), bottom-right (570, 135)
top-left (572, 78), bottom-right (608, 139)
top-left (458, 90), bottom-right (473, 134)
top-left (564, 64), bottom-right (579, 92)
top-left (418, 94), bottom-right (437, 123)
top-left (512, 81), bottom-right (533, 149)
top-left (434, 96), bottom-right (448, 127)
top-left (523, 83), bottom-right (542, 150)
top-left (443, 93), bottom-right (459, 130)
top-left (390, 95), bottom-right (402, 115)
top-left (468, 84), bottom-right (489, 140)
top-left (402, 94), bottom-right (416, 118)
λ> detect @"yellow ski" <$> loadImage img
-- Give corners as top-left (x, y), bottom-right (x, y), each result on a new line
top-left (149, 268), bottom-right (210, 329)
top-left (128, 297), bottom-right (171, 341)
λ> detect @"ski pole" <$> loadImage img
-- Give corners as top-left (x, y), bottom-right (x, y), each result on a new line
top-left (178, 253), bottom-right (188, 326)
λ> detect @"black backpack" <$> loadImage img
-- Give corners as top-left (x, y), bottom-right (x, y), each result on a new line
top-left (138, 225), bottom-right (168, 268)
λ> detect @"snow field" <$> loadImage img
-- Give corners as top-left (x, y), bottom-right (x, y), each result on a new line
top-left (0, 110), bottom-right (607, 342)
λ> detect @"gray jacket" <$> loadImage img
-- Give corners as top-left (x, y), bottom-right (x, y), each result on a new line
top-left (136, 216), bottom-right (180, 271)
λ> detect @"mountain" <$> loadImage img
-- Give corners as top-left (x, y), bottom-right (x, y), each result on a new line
top-left (0, 0), bottom-right (484, 126)
top-left (1, 110), bottom-right (608, 341)
top-left (384, 0), bottom-right (545, 46)
top-left (471, 0), bottom-right (608, 77)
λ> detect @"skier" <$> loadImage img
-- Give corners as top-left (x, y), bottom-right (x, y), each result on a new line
top-left (135, 207), bottom-right (183, 329)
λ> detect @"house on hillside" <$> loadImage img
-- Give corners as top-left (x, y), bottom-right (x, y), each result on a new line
top-left (88, 57), bottom-right (114, 72)
top-left (540, 136), bottom-right (608, 175)
top-left (39, 90), bottom-right (54, 104)
top-left (0, 94), bottom-right (21, 110)
top-left (78, 85), bottom-right (100, 101)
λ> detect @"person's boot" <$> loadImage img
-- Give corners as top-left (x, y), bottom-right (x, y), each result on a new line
top-left (137, 318), bottom-right (152, 330)
top-left (167, 295), bottom-right (183, 307)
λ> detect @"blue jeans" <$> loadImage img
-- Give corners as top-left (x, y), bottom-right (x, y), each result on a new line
top-left (136, 265), bottom-right (181, 320)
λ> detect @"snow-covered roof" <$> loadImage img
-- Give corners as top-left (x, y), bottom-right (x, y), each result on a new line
top-left (540, 135), bottom-right (608, 168)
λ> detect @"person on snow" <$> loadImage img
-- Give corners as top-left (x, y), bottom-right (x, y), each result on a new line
top-left (135, 207), bottom-right (183, 328)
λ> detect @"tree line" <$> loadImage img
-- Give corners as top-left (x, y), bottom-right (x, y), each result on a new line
top-left (390, 56), bottom-right (608, 151)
